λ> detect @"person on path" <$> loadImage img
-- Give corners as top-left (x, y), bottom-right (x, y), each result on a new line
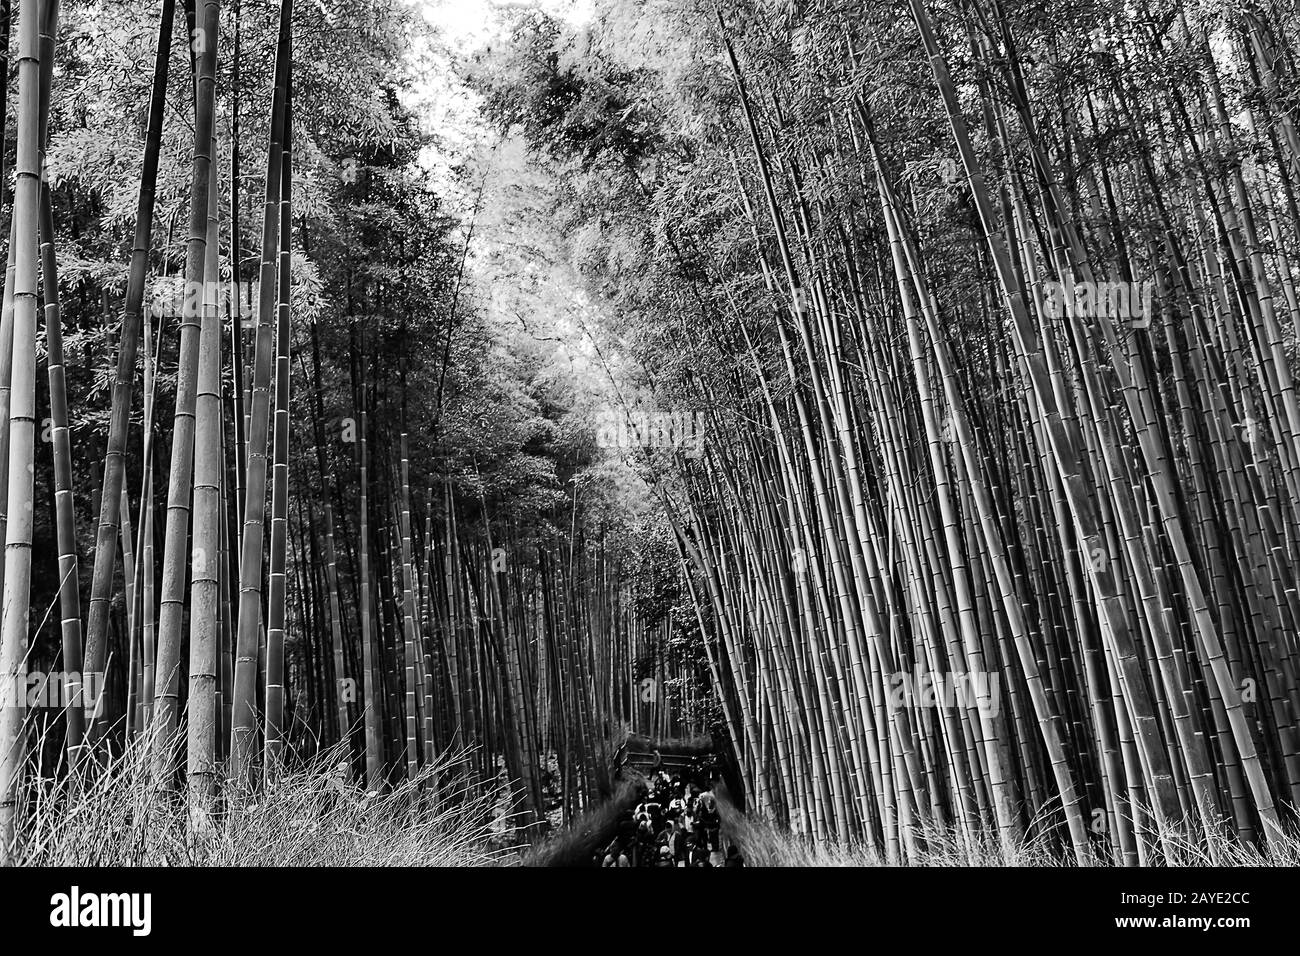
top-left (670, 819), bottom-right (689, 867)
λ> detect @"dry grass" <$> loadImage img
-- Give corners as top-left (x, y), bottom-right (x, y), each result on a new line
top-left (1140, 818), bottom-right (1300, 866)
top-left (16, 735), bottom-right (1300, 867)
top-left (716, 789), bottom-right (1300, 867)
top-left (13, 739), bottom-right (509, 867)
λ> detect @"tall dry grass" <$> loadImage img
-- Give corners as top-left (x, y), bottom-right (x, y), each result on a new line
top-left (715, 789), bottom-right (1300, 867)
top-left (15, 732), bottom-right (1297, 867)
top-left (12, 738), bottom-right (509, 866)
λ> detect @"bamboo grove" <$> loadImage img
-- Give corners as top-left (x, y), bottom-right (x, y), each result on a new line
top-left (0, 0), bottom-right (715, 864)
top-left (6, 0), bottom-right (1300, 869)
top-left (475, 0), bottom-right (1300, 864)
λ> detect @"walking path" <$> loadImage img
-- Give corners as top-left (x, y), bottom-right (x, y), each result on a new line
top-left (597, 754), bottom-right (744, 867)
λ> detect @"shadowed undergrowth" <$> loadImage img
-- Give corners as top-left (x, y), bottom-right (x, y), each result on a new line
top-left (518, 777), bottom-right (642, 867)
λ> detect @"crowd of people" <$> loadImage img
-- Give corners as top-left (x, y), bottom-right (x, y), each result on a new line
top-left (597, 771), bottom-right (744, 867)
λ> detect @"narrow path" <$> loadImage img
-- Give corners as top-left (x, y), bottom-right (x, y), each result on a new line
top-left (597, 739), bottom-right (743, 867)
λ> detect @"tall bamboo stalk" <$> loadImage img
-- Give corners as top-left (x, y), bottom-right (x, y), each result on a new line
top-left (0, 0), bottom-right (46, 862)
top-left (152, 0), bottom-right (221, 779)
top-left (229, 0), bottom-right (290, 786)
top-left (264, 51), bottom-right (292, 771)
